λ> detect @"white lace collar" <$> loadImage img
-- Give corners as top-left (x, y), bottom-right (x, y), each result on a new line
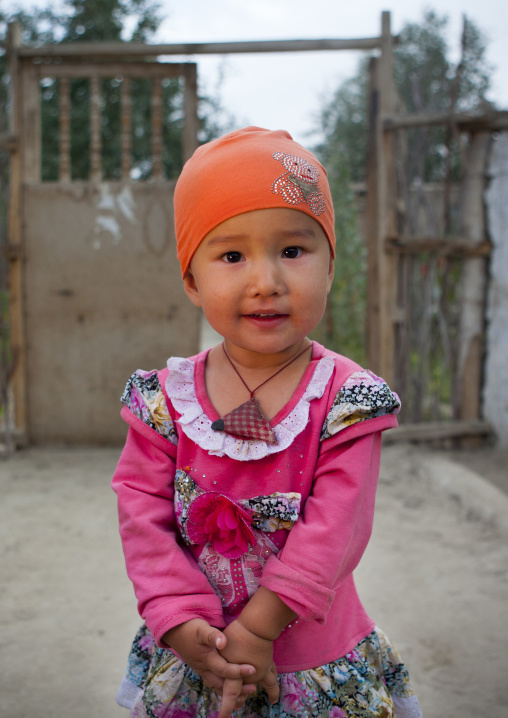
top-left (165, 352), bottom-right (334, 461)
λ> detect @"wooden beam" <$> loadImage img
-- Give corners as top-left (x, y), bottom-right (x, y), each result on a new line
top-left (20, 63), bottom-right (41, 181)
top-left (385, 236), bottom-right (492, 257)
top-left (6, 23), bottom-right (28, 439)
top-left (374, 11), bottom-right (397, 387)
top-left (365, 56), bottom-right (380, 373)
top-left (59, 77), bottom-right (71, 182)
top-left (18, 37), bottom-right (384, 59)
top-left (35, 62), bottom-right (191, 79)
top-left (456, 133), bottom-right (490, 433)
top-left (90, 75), bottom-right (102, 181)
top-left (183, 63), bottom-right (199, 163)
top-left (151, 77), bottom-right (163, 180)
top-left (383, 419), bottom-right (492, 443)
top-left (120, 77), bottom-right (132, 181)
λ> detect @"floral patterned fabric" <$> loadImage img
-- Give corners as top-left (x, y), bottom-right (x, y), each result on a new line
top-left (320, 371), bottom-right (401, 441)
top-left (121, 370), bottom-right (178, 445)
top-left (174, 470), bottom-right (301, 613)
top-left (121, 624), bottom-right (420, 718)
top-left (175, 470), bottom-right (301, 545)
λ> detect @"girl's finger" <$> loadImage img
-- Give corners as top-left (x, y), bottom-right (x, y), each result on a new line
top-left (197, 623), bottom-right (226, 650)
top-left (208, 652), bottom-right (255, 680)
top-left (260, 669), bottom-right (279, 705)
top-left (201, 677), bottom-right (255, 697)
top-left (201, 673), bottom-right (224, 693)
top-left (218, 677), bottom-right (243, 718)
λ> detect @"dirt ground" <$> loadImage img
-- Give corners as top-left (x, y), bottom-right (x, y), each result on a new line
top-left (1, 442), bottom-right (508, 718)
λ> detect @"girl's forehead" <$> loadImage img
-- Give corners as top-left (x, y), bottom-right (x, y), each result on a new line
top-left (205, 208), bottom-right (326, 237)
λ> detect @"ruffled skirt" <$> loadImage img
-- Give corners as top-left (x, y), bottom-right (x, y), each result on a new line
top-left (116, 624), bottom-right (422, 718)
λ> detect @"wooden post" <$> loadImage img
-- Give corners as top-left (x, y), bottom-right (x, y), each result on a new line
top-left (456, 132), bottom-right (490, 431)
top-left (151, 77), bottom-right (163, 180)
top-left (366, 12), bottom-right (397, 386)
top-left (6, 23), bottom-right (28, 440)
top-left (20, 62), bottom-right (41, 181)
top-left (120, 77), bottom-right (132, 181)
top-left (365, 56), bottom-right (380, 371)
top-left (90, 75), bottom-right (102, 181)
top-left (183, 63), bottom-right (199, 162)
top-left (59, 77), bottom-right (71, 182)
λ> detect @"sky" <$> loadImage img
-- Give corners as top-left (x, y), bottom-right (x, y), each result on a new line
top-left (13, 0), bottom-right (508, 146)
top-left (151, 0), bottom-right (508, 145)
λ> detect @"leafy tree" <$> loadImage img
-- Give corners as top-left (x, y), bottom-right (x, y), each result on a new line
top-left (317, 11), bottom-right (491, 186)
top-left (315, 58), bottom-right (369, 185)
top-left (64, 0), bottom-right (161, 43)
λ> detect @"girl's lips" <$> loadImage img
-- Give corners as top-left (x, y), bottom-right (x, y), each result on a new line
top-left (243, 313), bottom-right (289, 326)
top-left (247, 313), bottom-right (287, 317)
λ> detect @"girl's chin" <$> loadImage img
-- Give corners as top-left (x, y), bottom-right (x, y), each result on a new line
top-left (222, 336), bottom-right (310, 360)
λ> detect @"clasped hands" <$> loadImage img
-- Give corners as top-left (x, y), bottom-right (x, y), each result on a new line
top-left (163, 617), bottom-right (278, 718)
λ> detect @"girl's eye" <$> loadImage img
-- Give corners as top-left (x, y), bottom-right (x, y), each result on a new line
top-left (282, 246), bottom-right (302, 259)
top-left (223, 251), bottom-right (242, 263)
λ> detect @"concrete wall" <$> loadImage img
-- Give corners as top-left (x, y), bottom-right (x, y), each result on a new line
top-left (23, 181), bottom-right (201, 444)
top-left (484, 133), bottom-right (508, 446)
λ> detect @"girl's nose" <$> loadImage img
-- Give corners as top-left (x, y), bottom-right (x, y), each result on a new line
top-left (247, 259), bottom-right (285, 296)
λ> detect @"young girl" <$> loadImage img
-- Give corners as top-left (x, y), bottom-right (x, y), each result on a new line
top-left (112, 127), bottom-right (422, 718)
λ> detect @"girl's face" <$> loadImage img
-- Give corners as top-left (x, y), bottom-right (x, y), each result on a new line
top-left (183, 208), bottom-right (334, 362)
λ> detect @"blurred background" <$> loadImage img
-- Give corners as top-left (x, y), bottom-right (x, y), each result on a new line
top-left (1, 0), bottom-right (507, 447)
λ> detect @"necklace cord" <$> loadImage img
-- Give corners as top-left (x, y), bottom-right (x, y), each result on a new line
top-left (222, 343), bottom-right (312, 398)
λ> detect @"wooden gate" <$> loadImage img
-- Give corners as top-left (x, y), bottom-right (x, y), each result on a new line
top-left (10, 12), bottom-right (497, 446)
top-left (366, 34), bottom-right (508, 441)
top-left (5, 25), bottom-right (201, 444)
top-left (3, 14), bottom-right (399, 446)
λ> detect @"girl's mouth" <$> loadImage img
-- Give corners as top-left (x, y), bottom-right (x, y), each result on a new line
top-left (244, 313), bottom-right (289, 324)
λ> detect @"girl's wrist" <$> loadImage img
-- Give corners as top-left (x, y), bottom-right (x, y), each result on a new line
top-left (236, 615), bottom-right (278, 642)
top-left (237, 587), bottom-right (298, 641)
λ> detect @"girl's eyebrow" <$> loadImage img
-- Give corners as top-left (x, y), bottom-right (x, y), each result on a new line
top-left (205, 235), bottom-right (248, 247)
top-left (205, 228), bottom-right (317, 247)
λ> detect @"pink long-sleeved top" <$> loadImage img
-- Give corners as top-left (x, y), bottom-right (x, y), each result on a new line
top-left (112, 342), bottom-right (400, 673)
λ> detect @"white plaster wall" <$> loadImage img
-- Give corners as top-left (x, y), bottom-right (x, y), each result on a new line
top-left (484, 132), bottom-right (508, 445)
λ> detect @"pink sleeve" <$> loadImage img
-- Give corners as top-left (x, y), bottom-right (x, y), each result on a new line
top-left (112, 426), bottom-right (225, 646)
top-left (259, 428), bottom-right (383, 624)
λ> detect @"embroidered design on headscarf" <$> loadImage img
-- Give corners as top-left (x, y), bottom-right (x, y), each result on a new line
top-left (271, 152), bottom-right (326, 215)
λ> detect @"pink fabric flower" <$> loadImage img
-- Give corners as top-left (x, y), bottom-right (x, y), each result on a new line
top-left (187, 492), bottom-right (255, 559)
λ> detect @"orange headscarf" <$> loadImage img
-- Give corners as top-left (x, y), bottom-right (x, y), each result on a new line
top-left (174, 127), bottom-right (335, 278)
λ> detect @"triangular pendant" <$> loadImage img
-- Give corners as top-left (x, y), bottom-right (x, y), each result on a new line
top-left (211, 396), bottom-right (277, 444)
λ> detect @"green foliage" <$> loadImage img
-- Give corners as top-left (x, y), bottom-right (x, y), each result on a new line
top-left (395, 10), bottom-right (490, 115)
top-left (394, 10), bottom-right (450, 114)
top-left (314, 59), bottom-right (369, 184)
top-left (311, 152), bottom-right (367, 365)
top-left (63, 0), bottom-right (161, 43)
top-left (394, 10), bottom-right (491, 186)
